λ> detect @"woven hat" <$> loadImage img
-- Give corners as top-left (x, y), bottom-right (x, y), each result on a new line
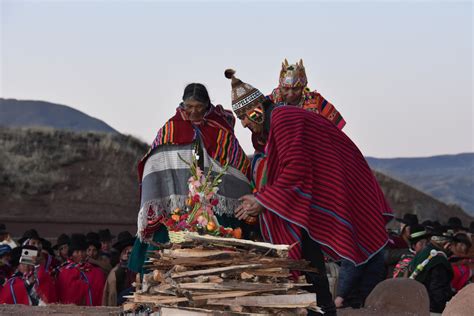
top-left (224, 69), bottom-right (265, 117)
top-left (408, 224), bottom-right (431, 245)
top-left (98, 229), bottom-right (115, 242)
top-left (53, 233), bottom-right (70, 250)
top-left (18, 229), bottom-right (40, 245)
top-left (279, 59), bottom-right (308, 88)
top-left (112, 231), bottom-right (136, 254)
top-left (68, 233), bottom-right (88, 256)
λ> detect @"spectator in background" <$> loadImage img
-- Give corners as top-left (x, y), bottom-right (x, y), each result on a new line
top-left (0, 245), bottom-right (56, 305)
top-left (409, 228), bottom-right (454, 313)
top-left (447, 217), bottom-right (468, 233)
top-left (86, 232), bottom-right (112, 276)
top-left (56, 234), bottom-right (105, 306)
top-left (393, 224), bottom-right (431, 278)
top-left (103, 231), bottom-right (136, 306)
top-left (53, 233), bottom-right (70, 264)
top-left (0, 224), bottom-right (17, 250)
top-left (385, 213), bottom-right (419, 277)
top-left (0, 244), bottom-right (13, 286)
top-left (449, 232), bottom-right (473, 293)
top-left (98, 229), bottom-right (114, 254)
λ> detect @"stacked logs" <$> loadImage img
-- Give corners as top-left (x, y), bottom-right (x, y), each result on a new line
top-left (125, 234), bottom-right (320, 315)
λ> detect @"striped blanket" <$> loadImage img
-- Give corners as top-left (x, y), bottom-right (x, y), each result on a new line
top-left (136, 104), bottom-right (252, 240)
top-left (255, 106), bottom-right (392, 265)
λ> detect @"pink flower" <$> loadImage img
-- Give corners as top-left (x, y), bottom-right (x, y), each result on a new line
top-left (197, 215), bottom-right (208, 226)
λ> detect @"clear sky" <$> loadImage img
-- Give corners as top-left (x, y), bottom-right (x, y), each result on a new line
top-left (1, 0), bottom-right (472, 158)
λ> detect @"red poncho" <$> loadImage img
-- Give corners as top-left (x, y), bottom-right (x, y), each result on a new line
top-left (0, 277), bottom-right (30, 305)
top-left (255, 106), bottom-right (392, 265)
top-left (56, 261), bottom-right (105, 306)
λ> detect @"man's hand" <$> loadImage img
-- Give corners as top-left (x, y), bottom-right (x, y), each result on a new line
top-left (234, 194), bottom-right (264, 220)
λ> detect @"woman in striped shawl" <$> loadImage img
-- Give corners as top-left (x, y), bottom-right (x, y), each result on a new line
top-left (128, 83), bottom-right (253, 274)
top-left (225, 69), bottom-right (392, 315)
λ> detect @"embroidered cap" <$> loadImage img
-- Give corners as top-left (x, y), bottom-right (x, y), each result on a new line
top-left (224, 69), bottom-right (265, 117)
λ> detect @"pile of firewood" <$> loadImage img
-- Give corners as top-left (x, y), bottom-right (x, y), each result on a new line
top-left (124, 234), bottom-right (320, 315)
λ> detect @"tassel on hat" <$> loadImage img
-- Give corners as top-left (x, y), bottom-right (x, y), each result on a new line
top-left (224, 69), bottom-right (265, 116)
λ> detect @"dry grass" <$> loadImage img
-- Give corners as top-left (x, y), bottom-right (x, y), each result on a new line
top-left (0, 127), bottom-right (147, 196)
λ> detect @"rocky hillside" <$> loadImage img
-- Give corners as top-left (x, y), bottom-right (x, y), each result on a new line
top-left (0, 128), bottom-right (471, 237)
top-left (0, 127), bottom-right (147, 237)
top-left (374, 171), bottom-right (472, 226)
top-left (367, 153), bottom-right (474, 216)
top-left (0, 98), bottom-right (118, 133)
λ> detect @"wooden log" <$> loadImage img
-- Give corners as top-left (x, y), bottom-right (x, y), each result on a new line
top-left (134, 290), bottom-right (259, 305)
top-left (186, 234), bottom-right (289, 257)
top-left (163, 248), bottom-right (238, 258)
top-left (175, 282), bottom-right (310, 292)
top-left (207, 293), bottom-right (317, 308)
top-left (171, 264), bottom-right (263, 278)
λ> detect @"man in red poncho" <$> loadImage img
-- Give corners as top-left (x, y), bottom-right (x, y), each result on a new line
top-left (0, 245), bottom-right (56, 305)
top-left (56, 234), bottom-right (105, 306)
top-left (225, 69), bottom-right (393, 315)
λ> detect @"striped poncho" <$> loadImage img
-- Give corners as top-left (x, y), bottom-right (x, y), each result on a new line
top-left (255, 106), bottom-right (392, 265)
top-left (136, 104), bottom-right (252, 240)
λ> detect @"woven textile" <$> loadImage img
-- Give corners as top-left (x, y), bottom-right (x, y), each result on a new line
top-left (255, 106), bottom-right (392, 265)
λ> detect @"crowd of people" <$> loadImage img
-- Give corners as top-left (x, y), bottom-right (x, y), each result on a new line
top-left (0, 60), bottom-right (472, 315)
top-left (0, 225), bottom-right (136, 306)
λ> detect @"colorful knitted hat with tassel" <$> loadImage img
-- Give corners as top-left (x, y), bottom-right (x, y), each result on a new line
top-left (224, 69), bottom-right (265, 117)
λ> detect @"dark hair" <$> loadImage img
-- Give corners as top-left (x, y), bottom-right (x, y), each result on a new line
top-left (182, 83), bottom-right (211, 106)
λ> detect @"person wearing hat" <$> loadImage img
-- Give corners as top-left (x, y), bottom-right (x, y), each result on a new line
top-left (448, 232), bottom-right (473, 292)
top-left (86, 232), bottom-right (112, 276)
top-left (0, 244), bottom-right (57, 305)
top-left (447, 216), bottom-right (468, 233)
top-left (0, 244), bottom-right (13, 286)
top-left (56, 234), bottom-right (106, 306)
top-left (408, 228), bottom-right (454, 313)
top-left (128, 83), bottom-right (253, 275)
top-left (98, 229), bottom-right (115, 254)
top-left (393, 224), bottom-right (431, 278)
top-left (53, 233), bottom-right (70, 264)
top-left (226, 69), bottom-right (392, 315)
top-left (269, 59), bottom-right (345, 127)
top-left (103, 231), bottom-right (136, 306)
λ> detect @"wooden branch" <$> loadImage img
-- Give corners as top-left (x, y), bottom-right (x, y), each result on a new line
top-left (171, 264), bottom-right (263, 278)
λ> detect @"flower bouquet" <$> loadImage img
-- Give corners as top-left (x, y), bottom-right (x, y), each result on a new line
top-left (164, 149), bottom-right (242, 243)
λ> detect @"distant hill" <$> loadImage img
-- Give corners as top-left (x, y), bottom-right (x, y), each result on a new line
top-left (367, 153), bottom-right (474, 218)
top-left (0, 98), bottom-right (118, 134)
top-left (1, 127), bottom-right (471, 238)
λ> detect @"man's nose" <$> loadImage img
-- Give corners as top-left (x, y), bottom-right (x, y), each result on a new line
top-left (241, 118), bottom-right (249, 128)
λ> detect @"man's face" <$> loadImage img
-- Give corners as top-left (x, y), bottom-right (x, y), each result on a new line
top-left (238, 103), bottom-right (264, 135)
top-left (18, 263), bottom-right (34, 274)
top-left (0, 233), bottom-right (7, 242)
top-left (71, 249), bottom-right (86, 263)
top-left (101, 240), bottom-right (112, 253)
top-left (452, 242), bottom-right (469, 256)
top-left (281, 86), bottom-right (304, 105)
top-left (413, 239), bottom-right (428, 253)
top-left (120, 246), bottom-right (133, 263)
top-left (87, 245), bottom-right (99, 259)
top-left (28, 238), bottom-right (42, 253)
top-left (59, 244), bottom-right (69, 259)
top-left (184, 98), bottom-right (208, 122)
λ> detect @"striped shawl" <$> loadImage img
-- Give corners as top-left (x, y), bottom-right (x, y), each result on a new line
top-left (136, 105), bottom-right (251, 240)
top-left (255, 106), bottom-right (392, 265)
